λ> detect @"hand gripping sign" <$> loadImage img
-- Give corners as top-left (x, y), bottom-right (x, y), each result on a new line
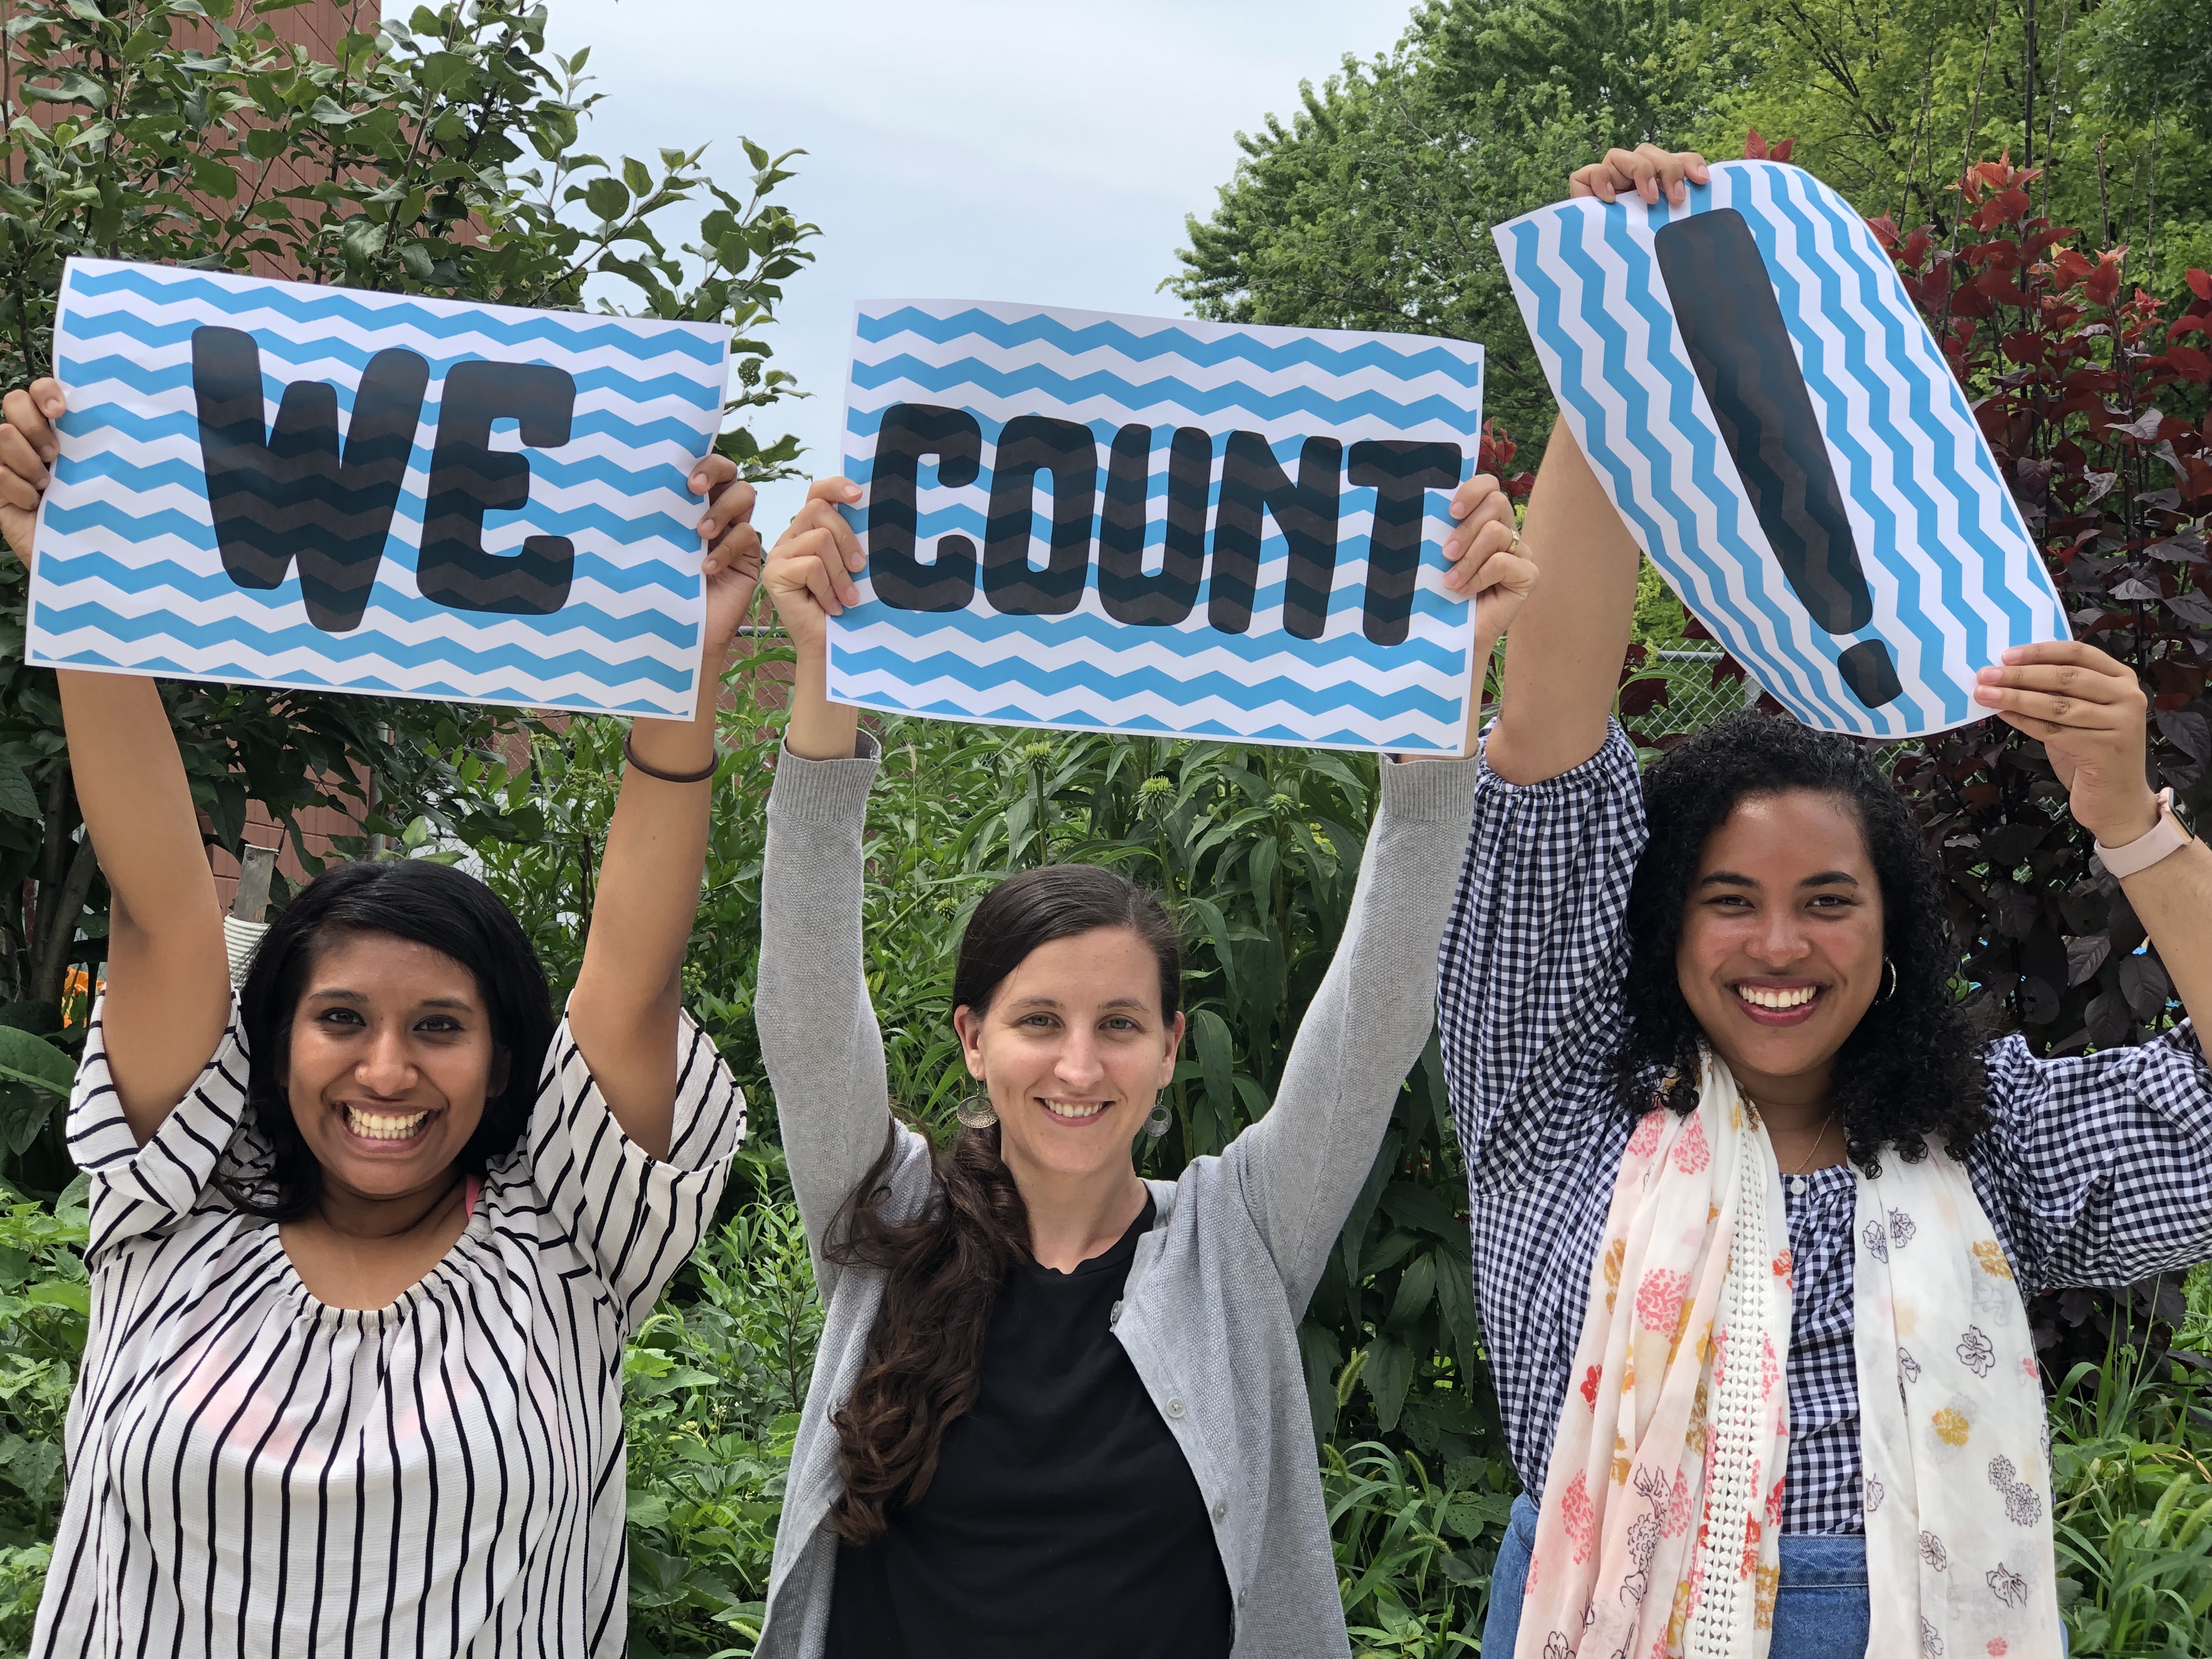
top-left (28, 259), bottom-right (729, 718)
top-left (830, 301), bottom-right (1487, 754)
top-left (1494, 160), bottom-right (2069, 739)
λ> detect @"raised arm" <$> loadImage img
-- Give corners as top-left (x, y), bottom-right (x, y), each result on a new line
top-left (564, 455), bottom-right (762, 1158)
top-left (752, 478), bottom-right (902, 1274)
top-left (1472, 145), bottom-right (1709, 786)
top-left (1232, 485), bottom-right (1536, 1306)
top-left (3, 380), bottom-right (228, 1144)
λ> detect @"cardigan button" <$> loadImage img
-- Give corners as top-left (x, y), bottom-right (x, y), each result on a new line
top-left (1211, 1498), bottom-right (1227, 1522)
top-left (1165, 1396), bottom-right (1187, 1419)
top-left (1108, 1299), bottom-right (1123, 1327)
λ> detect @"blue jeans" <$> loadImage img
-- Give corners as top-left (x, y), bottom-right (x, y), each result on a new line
top-left (1481, 1494), bottom-right (2068, 1656)
top-left (1483, 1492), bottom-right (1870, 1656)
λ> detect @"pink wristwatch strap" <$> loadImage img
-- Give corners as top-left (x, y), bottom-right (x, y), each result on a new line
top-left (2094, 787), bottom-right (2192, 879)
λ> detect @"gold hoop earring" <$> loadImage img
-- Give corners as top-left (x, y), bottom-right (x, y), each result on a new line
top-left (955, 1091), bottom-right (998, 1130)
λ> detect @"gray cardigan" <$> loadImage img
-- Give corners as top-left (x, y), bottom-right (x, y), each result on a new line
top-left (752, 732), bottom-right (1482, 1659)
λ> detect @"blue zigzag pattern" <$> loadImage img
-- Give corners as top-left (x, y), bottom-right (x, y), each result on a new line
top-left (850, 356), bottom-right (1476, 432)
top-left (32, 259), bottom-right (726, 716)
top-left (54, 447), bottom-right (702, 517)
top-left (835, 302), bottom-right (1483, 751)
top-left (1496, 165), bottom-right (2064, 740)
top-left (843, 605), bottom-right (1466, 675)
top-left (57, 366), bottom-right (715, 455)
top-left (69, 263), bottom-right (725, 365)
top-left (36, 599), bottom-right (693, 687)
top-left (46, 481), bottom-right (697, 558)
top-left (859, 305), bottom-right (1483, 387)
top-left (61, 330), bottom-right (719, 413)
top-left (39, 547), bottom-right (698, 644)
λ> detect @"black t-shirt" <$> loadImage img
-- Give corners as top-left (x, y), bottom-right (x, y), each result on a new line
top-left (824, 1195), bottom-right (1234, 1659)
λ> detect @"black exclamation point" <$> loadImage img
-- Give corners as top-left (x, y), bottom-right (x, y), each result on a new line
top-left (1654, 208), bottom-right (1901, 709)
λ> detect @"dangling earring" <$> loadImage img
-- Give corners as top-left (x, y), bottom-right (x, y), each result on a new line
top-left (1143, 1093), bottom-right (1172, 1139)
top-left (1877, 957), bottom-right (1898, 1004)
top-left (955, 1091), bottom-right (998, 1130)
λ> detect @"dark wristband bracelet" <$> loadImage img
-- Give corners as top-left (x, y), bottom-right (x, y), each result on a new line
top-left (622, 730), bottom-right (719, 785)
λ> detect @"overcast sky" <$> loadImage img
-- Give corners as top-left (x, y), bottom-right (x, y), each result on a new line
top-left (486, 0), bottom-right (1424, 529)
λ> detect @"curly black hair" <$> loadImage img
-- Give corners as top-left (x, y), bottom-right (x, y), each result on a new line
top-left (1606, 711), bottom-right (1988, 1175)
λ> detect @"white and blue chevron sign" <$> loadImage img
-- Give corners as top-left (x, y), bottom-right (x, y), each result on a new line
top-left (1496, 161), bottom-right (2068, 739)
top-left (27, 259), bottom-right (728, 718)
top-left (831, 301), bottom-right (1486, 752)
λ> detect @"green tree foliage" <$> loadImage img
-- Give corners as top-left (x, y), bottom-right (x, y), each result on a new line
top-left (0, 0), bottom-right (815, 1195)
top-left (1171, 0), bottom-right (2212, 441)
top-left (1696, 0), bottom-right (2212, 301)
top-left (1167, 0), bottom-right (1733, 443)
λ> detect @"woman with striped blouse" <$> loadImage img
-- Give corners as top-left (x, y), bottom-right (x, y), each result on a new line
top-left (0, 375), bottom-right (755, 1656)
top-left (1443, 149), bottom-right (2212, 1658)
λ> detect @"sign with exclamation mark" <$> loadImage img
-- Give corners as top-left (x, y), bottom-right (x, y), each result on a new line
top-left (1494, 161), bottom-right (2067, 740)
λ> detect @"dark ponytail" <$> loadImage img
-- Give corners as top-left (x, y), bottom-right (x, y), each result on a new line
top-left (826, 864), bottom-right (1180, 1544)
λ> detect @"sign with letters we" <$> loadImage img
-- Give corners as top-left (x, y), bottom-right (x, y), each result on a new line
top-left (831, 301), bottom-right (1486, 753)
top-left (28, 259), bottom-right (729, 718)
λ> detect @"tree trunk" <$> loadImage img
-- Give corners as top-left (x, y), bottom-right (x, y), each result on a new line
top-left (30, 836), bottom-right (99, 1011)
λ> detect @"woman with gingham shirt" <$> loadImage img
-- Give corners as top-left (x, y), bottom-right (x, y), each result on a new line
top-left (0, 374), bottom-right (759, 1656)
top-left (1440, 151), bottom-right (2212, 1657)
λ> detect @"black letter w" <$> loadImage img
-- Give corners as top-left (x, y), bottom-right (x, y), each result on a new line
top-left (191, 326), bottom-right (428, 634)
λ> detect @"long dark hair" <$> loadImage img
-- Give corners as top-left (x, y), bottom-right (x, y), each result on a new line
top-left (224, 858), bottom-right (555, 1220)
top-left (826, 863), bottom-right (1181, 1545)
top-left (1606, 712), bottom-right (1987, 1173)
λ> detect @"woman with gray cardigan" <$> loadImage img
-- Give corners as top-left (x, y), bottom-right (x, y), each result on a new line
top-left (748, 469), bottom-right (1535, 1659)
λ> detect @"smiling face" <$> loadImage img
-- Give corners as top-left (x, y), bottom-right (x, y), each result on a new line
top-left (284, 930), bottom-right (507, 1204)
top-left (952, 926), bottom-right (1183, 1188)
top-left (1675, 789), bottom-right (1887, 1108)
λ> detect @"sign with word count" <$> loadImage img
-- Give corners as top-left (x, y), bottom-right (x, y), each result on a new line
top-left (831, 301), bottom-right (1487, 753)
top-left (1494, 161), bottom-right (2068, 740)
top-left (28, 259), bottom-right (729, 718)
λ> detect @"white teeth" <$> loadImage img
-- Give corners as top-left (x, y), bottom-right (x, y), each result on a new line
top-left (1736, 985), bottom-right (1818, 1010)
top-left (1041, 1100), bottom-right (1108, 1121)
top-left (345, 1105), bottom-right (429, 1141)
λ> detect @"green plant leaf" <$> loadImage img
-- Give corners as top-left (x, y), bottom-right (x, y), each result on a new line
top-left (0, 761), bottom-right (39, 821)
top-left (0, 1027), bottom-right (74, 1101)
top-left (583, 176), bottom-right (630, 221)
top-left (1385, 1249), bottom-right (1438, 1332)
top-left (1362, 1336), bottom-right (1414, 1432)
top-left (1190, 1008), bottom-right (1234, 1127)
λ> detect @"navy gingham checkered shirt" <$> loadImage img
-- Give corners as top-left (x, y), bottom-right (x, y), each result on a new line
top-left (1438, 722), bottom-right (2212, 1533)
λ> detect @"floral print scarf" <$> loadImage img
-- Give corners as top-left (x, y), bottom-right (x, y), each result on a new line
top-left (1517, 1054), bottom-right (2060, 1658)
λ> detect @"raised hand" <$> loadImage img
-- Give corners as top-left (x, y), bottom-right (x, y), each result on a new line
top-left (0, 379), bottom-right (65, 566)
top-left (763, 476), bottom-right (865, 661)
top-left (1974, 641), bottom-right (2159, 846)
top-left (763, 476), bottom-right (865, 759)
top-left (1570, 145), bottom-right (1711, 207)
top-left (689, 452), bottom-right (765, 654)
top-left (1440, 472), bottom-right (1539, 657)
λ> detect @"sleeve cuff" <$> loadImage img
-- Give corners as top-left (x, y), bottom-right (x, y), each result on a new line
top-left (1376, 750), bottom-right (1484, 823)
top-left (767, 728), bottom-right (882, 824)
top-left (1475, 718), bottom-right (1640, 800)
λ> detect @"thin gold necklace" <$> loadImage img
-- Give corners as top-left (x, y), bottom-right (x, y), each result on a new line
top-left (1785, 1111), bottom-right (1837, 1197)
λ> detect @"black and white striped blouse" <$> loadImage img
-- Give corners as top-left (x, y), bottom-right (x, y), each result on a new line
top-left (33, 996), bottom-right (744, 1657)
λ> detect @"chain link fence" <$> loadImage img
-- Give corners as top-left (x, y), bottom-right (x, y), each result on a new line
top-left (1625, 648), bottom-right (1763, 735)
